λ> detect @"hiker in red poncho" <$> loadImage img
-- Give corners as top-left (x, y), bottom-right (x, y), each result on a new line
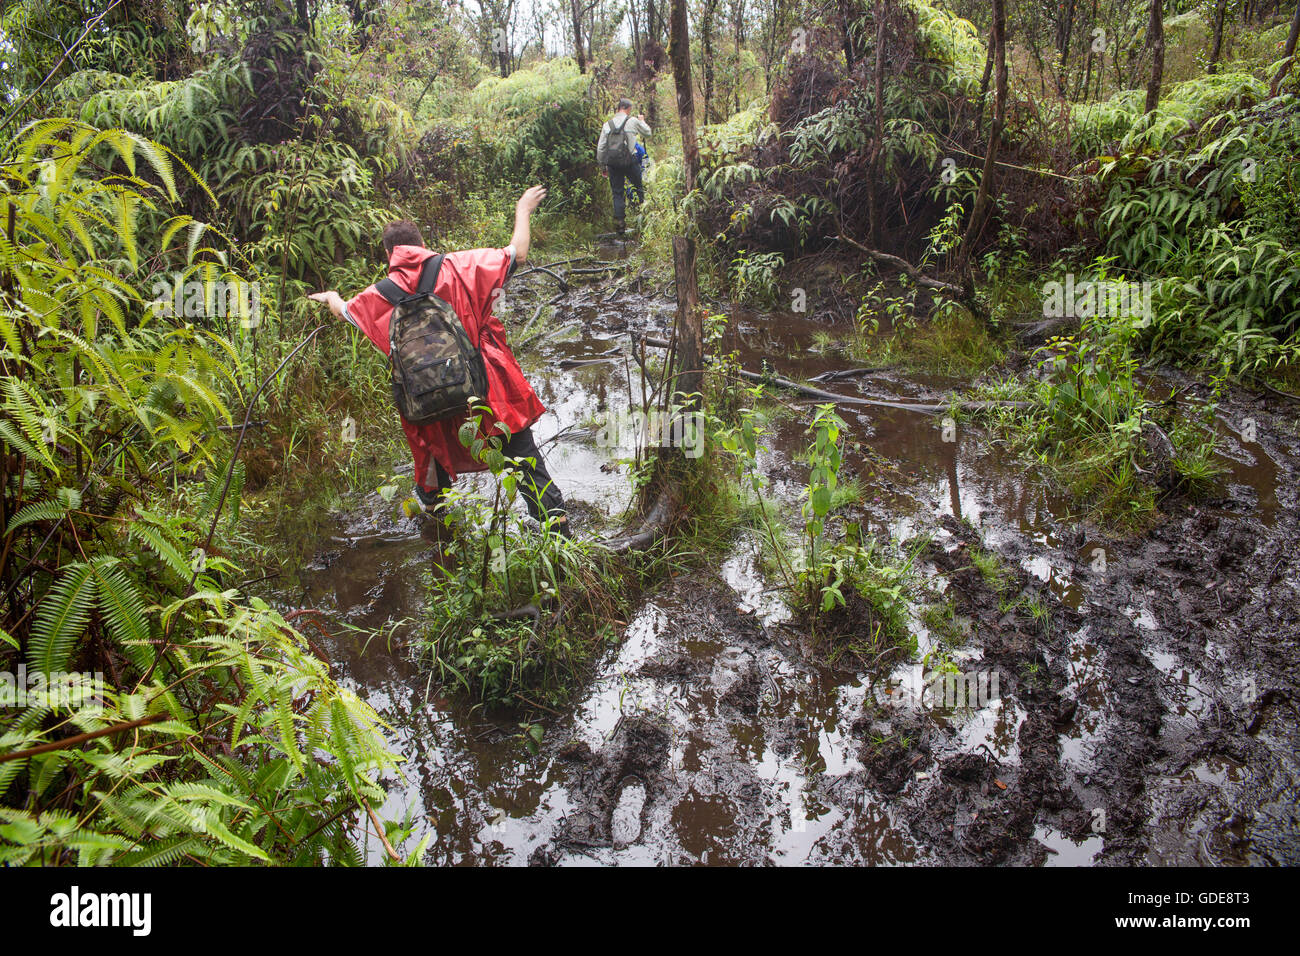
top-left (308, 185), bottom-right (567, 532)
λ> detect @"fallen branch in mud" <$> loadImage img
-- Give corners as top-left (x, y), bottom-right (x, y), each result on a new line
top-left (835, 234), bottom-right (966, 297)
top-left (513, 265), bottom-right (570, 291)
top-left (637, 335), bottom-right (1026, 414)
top-left (833, 235), bottom-right (991, 323)
top-left (603, 270), bottom-right (650, 303)
top-left (1253, 378), bottom-right (1300, 404)
top-left (810, 366), bottom-right (896, 383)
top-left (557, 345), bottom-right (622, 369)
top-left (732, 367), bottom-right (946, 411)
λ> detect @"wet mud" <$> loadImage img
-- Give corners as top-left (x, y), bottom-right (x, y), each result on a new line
top-left (279, 270), bottom-right (1300, 865)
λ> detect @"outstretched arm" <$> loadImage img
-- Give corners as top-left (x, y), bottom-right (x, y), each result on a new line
top-left (509, 185), bottom-right (547, 264)
top-left (307, 290), bottom-right (348, 321)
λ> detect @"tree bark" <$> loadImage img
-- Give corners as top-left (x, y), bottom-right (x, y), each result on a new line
top-left (571, 0), bottom-right (587, 73)
top-left (1208, 0), bottom-right (1228, 74)
top-left (869, 1), bottom-right (886, 247)
top-left (835, 0), bottom-right (857, 70)
top-left (701, 0), bottom-right (718, 123)
top-left (669, 0), bottom-right (703, 402)
top-left (670, 0), bottom-right (700, 192)
top-left (1270, 1), bottom-right (1300, 96)
top-left (1144, 0), bottom-right (1164, 114)
top-left (961, 0), bottom-right (1005, 260)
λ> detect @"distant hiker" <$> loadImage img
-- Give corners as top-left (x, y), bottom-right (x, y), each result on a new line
top-left (307, 186), bottom-right (569, 534)
top-left (597, 98), bottom-right (651, 235)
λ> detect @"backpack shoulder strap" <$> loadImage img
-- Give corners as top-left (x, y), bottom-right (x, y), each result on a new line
top-left (375, 253), bottom-right (444, 306)
top-left (417, 253), bottom-right (444, 295)
top-left (375, 277), bottom-right (404, 306)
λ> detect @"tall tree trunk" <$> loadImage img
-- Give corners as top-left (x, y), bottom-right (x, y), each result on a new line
top-left (1270, 1), bottom-right (1300, 95)
top-left (869, 1), bottom-right (886, 247)
top-left (730, 0), bottom-right (745, 113)
top-left (1144, 0), bottom-right (1164, 113)
top-left (571, 0), bottom-right (587, 73)
top-left (669, 0), bottom-right (703, 403)
top-left (631, 0), bottom-right (642, 79)
top-left (835, 0), bottom-right (856, 70)
top-left (1056, 0), bottom-right (1076, 93)
top-left (976, 40), bottom-right (993, 134)
top-left (1209, 0), bottom-right (1228, 74)
top-left (961, 0), bottom-right (1005, 265)
top-left (702, 0), bottom-right (718, 123)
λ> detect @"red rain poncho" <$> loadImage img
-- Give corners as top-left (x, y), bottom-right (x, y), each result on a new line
top-left (344, 244), bottom-right (546, 489)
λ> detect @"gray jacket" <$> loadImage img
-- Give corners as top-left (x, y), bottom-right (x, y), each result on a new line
top-left (597, 113), bottom-right (652, 167)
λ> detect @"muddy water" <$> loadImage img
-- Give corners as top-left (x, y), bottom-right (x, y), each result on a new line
top-left (282, 277), bottom-right (1294, 866)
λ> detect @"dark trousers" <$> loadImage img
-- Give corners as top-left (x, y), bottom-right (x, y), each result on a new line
top-left (417, 426), bottom-right (565, 523)
top-left (609, 162), bottom-right (643, 222)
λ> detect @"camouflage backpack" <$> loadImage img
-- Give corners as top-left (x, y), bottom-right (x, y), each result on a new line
top-left (376, 254), bottom-right (488, 426)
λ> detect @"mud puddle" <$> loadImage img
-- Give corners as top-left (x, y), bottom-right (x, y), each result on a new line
top-left (281, 282), bottom-right (1298, 865)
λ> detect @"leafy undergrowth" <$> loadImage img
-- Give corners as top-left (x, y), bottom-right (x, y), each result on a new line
top-left (713, 392), bottom-right (922, 669)
top-left (411, 411), bottom-right (628, 711)
top-left (418, 518), bottom-right (627, 711)
top-left (963, 306), bottom-right (1226, 530)
top-left (0, 120), bottom-right (412, 867)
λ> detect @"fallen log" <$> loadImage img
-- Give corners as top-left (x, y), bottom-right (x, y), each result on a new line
top-left (835, 234), bottom-right (965, 297)
top-left (513, 265), bottom-right (570, 291)
top-left (637, 335), bottom-right (1028, 414)
top-left (810, 366), bottom-right (896, 383)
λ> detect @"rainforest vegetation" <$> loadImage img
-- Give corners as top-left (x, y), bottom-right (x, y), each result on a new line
top-left (1, 0), bottom-right (1297, 867)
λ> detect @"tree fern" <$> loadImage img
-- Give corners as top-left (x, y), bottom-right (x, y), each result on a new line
top-left (27, 563), bottom-right (97, 675)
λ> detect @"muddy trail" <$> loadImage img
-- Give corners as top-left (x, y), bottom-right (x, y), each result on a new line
top-left (277, 252), bottom-right (1300, 866)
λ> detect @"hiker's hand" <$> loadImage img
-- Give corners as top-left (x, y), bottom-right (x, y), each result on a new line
top-left (517, 185), bottom-right (546, 216)
top-left (307, 290), bottom-right (345, 319)
top-left (600, 167), bottom-right (608, 178)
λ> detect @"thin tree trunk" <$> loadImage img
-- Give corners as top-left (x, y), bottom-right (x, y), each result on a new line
top-left (631, 0), bottom-right (642, 79)
top-left (836, 0), bottom-right (856, 70)
top-left (1209, 0), bottom-right (1228, 74)
top-left (670, 0), bottom-right (700, 192)
top-left (1056, 0), bottom-right (1076, 93)
top-left (702, 0), bottom-right (718, 123)
top-left (1270, 1), bottom-right (1300, 95)
top-left (669, 0), bottom-right (703, 402)
top-left (869, 1), bottom-right (886, 247)
top-left (976, 40), bottom-right (993, 134)
top-left (961, 0), bottom-right (1005, 261)
top-left (571, 0), bottom-right (587, 73)
top-left (1145, 0), bottom-right (1164, 113)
